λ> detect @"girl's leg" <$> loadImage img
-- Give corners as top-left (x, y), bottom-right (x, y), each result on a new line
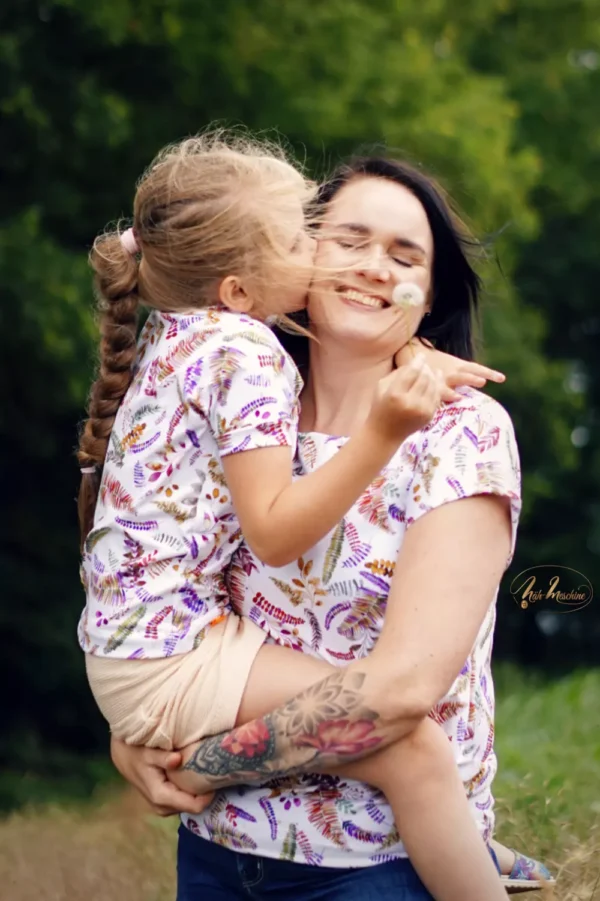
top-left (341, 718), bottom-right (507, 901)
top-left (174, 645), bottom-right (505, 901)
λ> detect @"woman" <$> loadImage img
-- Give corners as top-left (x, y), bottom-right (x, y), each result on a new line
top-left (111, 155), bottom-right (552, 898)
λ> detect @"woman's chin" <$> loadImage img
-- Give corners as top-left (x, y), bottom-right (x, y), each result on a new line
top-left (313, 314), bottom-right (409, 355)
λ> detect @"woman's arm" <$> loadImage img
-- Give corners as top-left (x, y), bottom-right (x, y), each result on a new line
top-left (177, 491), bottom-right (511, 793)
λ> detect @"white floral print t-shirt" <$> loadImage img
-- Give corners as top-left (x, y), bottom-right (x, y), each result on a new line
top-left (78, 308), bottom-right (301, 659)
top-left (183, 388), bottom-right (521, 867)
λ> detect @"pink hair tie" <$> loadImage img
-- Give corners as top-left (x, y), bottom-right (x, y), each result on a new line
top-left (80, 466), bottom-right (96, 475)
top-left (120, 227), bottom-right (140, 255)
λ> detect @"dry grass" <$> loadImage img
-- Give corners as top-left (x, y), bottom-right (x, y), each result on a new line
top-left (2, 790), bottom-right (598, 901)
top-left (1, 667), bottom-right (598, 900)
top-left (0, 789), bottom-right (177, 901)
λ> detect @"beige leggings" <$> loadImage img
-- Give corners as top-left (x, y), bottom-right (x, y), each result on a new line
top-left (85, 614), bottom-right (266, 749)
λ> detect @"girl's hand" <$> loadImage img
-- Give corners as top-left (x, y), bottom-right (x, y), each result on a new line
top-left (368, 354), bottom-right (442, 443)
top-left (110, 736), bottom-right (214, 817)
top-left (395, 340), bottom-right (505, 403)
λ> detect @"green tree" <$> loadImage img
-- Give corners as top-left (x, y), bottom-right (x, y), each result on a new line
top-left (1, 0), bottom-right (595, 802)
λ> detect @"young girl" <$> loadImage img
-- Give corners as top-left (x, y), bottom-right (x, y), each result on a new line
top-left (78, 131), bottom-right (507, 901)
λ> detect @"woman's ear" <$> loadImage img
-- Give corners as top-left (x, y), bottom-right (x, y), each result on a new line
top-left (218, 276), bottom-right (254, 313)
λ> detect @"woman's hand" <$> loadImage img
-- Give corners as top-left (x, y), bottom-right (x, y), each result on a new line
top-left (395, 340), bottom-right (505, 402)
top-left (110, 736), bottom-right (214, 817)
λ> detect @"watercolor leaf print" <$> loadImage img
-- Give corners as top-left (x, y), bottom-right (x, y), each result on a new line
top-left (250, 592), bottom-right (304, 626)
top-left (130, 403), bottom-right (161, 425)
top-left (322, 522), bottom-right (345, 585)
top-left (270, 558), bottom-right (327, 608)
top-left (158, 331), bottom-right (217, 383)
top-left (208, 457), bottom-right (228, 487)
top-left (430, 700), bottom-right (462, 726)
top-left (84, 527), bottom-right (111, 554)
top-left (296, 829), bottom-right (321, 865)
top-left (258, 797), bottom-right (277, 840)
top-left (269, 577), bottom-right (304, 607)
top-left (108, 430), bottom-right (125, 467)
top-left (223, 329), bottom-right (275, 349)
top-left (206, 821), bottom-right (257, 851)
top-left (357, 474), bottom-right (390, 531)
top-left (155, 500), bottom-right (195, 523)
top-left (477, 422), bottom-right (500, 453)
top-left (209, 345), bottom-right (245, 405)
top-left (298, 434), bottom-right (318, 469)
top-left (104, 606), bottom-right (145, 654)
top-left (306, 795), bottom-right (347, 849)
top-left (337, 595), bottom-right (382, 643)
top-left (305, 609), bottom-right (323, 650)
top-left (166, 402), bottom-right (188, 445)
top-left (100, 474), bottom-right (135, 512)
top-left (476, 460), bottom-right (507, 493)
top-left (417, 453), bottom-right (440, 494)
top-left (341, 521), bottom-right (371, 568)
top-left (342, 821), bottom-right (388, 844)
top-left (280, 824), bottom-right (297, 861)
top-left (120, 423), bottom-right (146, 452)
top-left (90, 571), bottom-right (127, 607)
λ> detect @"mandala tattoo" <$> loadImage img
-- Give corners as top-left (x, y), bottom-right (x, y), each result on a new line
top-left (181, 668), bottom-right (383, 791)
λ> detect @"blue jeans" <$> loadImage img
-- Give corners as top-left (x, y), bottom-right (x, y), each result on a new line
top-left (177, 824), bottom-right (434, 900)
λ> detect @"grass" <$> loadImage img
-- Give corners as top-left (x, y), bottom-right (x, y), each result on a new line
top-left (493, 666), bottom-right (600, 900)
top-left (1, 666), bottom-right (598, 900)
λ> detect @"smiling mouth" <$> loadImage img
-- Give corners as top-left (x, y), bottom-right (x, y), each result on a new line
top-left (337, 287), bottom-right (389, 310)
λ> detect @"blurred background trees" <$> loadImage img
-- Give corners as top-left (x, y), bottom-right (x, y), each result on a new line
top-left (1, 0), bottom-right (598, 804)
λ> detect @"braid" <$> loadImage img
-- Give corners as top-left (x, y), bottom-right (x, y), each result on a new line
top-left (77, 231), bottom-right (139, 549)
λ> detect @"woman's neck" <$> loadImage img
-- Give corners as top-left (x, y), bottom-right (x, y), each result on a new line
top-left (299, 341), bottom-right (394, 436)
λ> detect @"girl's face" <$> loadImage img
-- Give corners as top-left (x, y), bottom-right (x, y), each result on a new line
top-left (256, 198), bottom-right (317, 318)
top-left (308, 176), bottom-right (434, 355)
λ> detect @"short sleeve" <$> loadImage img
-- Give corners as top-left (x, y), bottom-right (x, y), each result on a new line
top-left (188, 320), bottom-right (302, 457)
top-left (405, 393), bottom-right (521, 560)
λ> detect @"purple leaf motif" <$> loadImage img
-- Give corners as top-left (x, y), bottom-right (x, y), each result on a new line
top-left (463, 426), bottom-right (478, 447)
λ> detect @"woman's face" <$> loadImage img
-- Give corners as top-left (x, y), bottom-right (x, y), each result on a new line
top-left (308, 176), bottom-right (434, 354)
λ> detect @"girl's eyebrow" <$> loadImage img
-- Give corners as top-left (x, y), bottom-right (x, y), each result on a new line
top-left (334, 222), bottom-right (427, 257)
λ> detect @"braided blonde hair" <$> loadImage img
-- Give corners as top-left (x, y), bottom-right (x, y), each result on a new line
top-left (77, 130), bottom-right (315, 547)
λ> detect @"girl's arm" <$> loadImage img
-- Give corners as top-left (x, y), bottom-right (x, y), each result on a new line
top-left (222, 355), bottom-right (440, 566)
top-left (395, 339), bottom-right (506, 401)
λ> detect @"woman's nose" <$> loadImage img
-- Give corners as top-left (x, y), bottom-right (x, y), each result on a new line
top-left (357, 261), bottom-right (391, 283)
top-left (356, 247), bottom-right (391, 282)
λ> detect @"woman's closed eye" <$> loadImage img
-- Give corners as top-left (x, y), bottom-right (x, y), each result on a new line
top-left (393, 256), bottom-right (414, 268)
top-left (336, 238), bottom-right (367, 251)
top-left (336, 239), bottom-right (416, 268)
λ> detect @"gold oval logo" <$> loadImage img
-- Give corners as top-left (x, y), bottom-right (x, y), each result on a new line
top-left (510, 566), bottom-right (593, 613)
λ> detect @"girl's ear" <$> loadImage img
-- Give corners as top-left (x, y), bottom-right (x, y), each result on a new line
top-left (218, 276), bottom-right (254, 313)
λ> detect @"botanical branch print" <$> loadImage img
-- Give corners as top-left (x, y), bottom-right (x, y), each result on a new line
top-left (78, 309), bottom-right (301, 659)
top-left (183, 388), bottom-right (521, 866)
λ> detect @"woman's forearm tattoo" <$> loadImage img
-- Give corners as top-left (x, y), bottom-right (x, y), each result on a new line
top-left (182, 669), bottom-right (383, 790)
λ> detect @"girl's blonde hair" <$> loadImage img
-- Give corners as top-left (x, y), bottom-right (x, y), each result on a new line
top-left (76, 129), bottom-right (315, 547)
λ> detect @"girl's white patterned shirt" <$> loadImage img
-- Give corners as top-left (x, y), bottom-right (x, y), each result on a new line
top-left (183, 388), bottom-right (521, 867)
top-left (78, 308), bottom-right (301, 659)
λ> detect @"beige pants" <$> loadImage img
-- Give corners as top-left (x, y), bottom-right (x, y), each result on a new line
top-left (86, 614), bottom-right (266, 749)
